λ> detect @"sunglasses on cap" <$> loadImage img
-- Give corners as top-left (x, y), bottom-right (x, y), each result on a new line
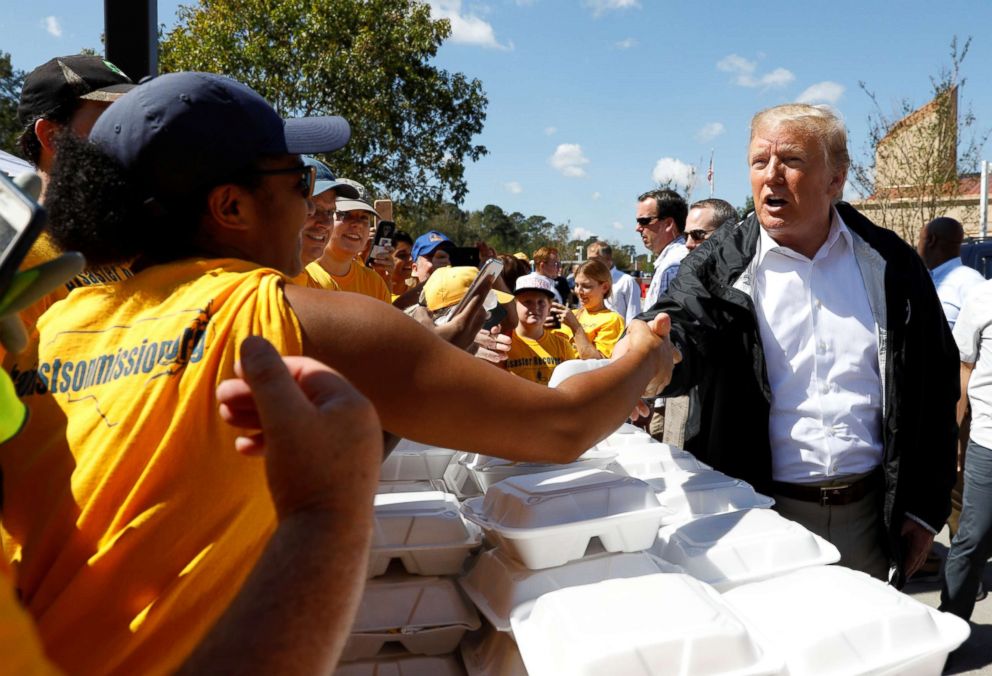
top-left (248, 164), bottom-right (317, 199)
top-left (687, 229), bottom-right (714, 242)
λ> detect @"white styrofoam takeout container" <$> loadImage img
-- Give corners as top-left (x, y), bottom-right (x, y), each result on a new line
top-left (458, 446), bottom-right (617, 493)
top-left (509, 573), bottom-right (782, 676)
top-left (443, 452), bottom-right (483, 498)
top-left (381, 440), bottom-right (458, 481)
top-left (459, 545), bottom-right (682, 633)
top-left (370, 491), bottom-right (482, 577)
top-left (609, 441), bottom-right (712, 479)
top-left (342, 574), bottom-right (481, 662)
top-left (648, 468), bottom-right (775, 525)
top-left (376, 479), bottom-right (448, 494)
top-left (335, 652), bottom-right (467, 676)
top-left (461, 468), bottom-right (673, 569)
top-left (651, 508), bottom-right (840, 591)
top-left (723, 566), bottom-right (971, 676)
top-left (461, 625), bottom-right (528, 676)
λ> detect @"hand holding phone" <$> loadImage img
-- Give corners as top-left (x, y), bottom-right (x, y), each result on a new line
top-left (449, 258), bottom-right (503, 319)
top-left (366, 220), bottom-right (396, 267)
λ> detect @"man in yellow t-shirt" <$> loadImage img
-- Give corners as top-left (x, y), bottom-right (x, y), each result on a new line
top-left (307, 179), bottom-right (390, 302)
top-left (506, 273), bottom-right (577, 385)
top-left (288, 157), bottom-right (359, 289)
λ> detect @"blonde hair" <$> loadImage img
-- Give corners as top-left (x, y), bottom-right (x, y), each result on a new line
top-left (575, 259), bottom-right (613, 300)
top-left (750, 103), bottom-right (850, 177)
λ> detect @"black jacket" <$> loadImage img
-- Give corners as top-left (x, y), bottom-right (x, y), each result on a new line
top-left (640, 203), bottom-right (959, 584)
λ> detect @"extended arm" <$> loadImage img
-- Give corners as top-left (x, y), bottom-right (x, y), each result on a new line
top-left (284, 284), bottom-right (674, 462)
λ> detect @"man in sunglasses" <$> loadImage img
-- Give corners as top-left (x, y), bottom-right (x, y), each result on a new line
top-left (635, 188), bottom-right (688, 308)
top-left (684, 198), bottom-right (737, 252)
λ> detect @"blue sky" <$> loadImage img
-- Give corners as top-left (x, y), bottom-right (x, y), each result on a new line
top-left (3, 1), bottom-right (991, 251)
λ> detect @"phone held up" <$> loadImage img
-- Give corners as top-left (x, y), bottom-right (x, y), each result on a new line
top-left (0, 172), bottom-right (46, 294)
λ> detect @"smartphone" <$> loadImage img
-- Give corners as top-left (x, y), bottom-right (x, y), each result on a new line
top-left (0, 172), bottom-right (46, 294)
top-left (373, 199), bottom-right (393, 222)
top-left (449, 258), bottom-right (503, 318)
top-left (450, 246), bottom-right (481, 269)
top-left (366, 220), bottom-right (396, 266)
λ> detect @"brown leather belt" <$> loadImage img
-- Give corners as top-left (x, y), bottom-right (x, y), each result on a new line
top-left (771, 471), bottom-right (881, 507)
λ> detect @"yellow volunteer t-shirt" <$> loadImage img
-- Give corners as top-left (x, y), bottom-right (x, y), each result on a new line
top-left (505, 330), bottom-right (578, 385)
top-left (557, 307), bottom-right (625, 358)
top-left (306, 260), bottom-right (389, 303)
top-left (289, 268), bottom-right (337, 290)
top-left (0, 258), bottom-right (302, 676)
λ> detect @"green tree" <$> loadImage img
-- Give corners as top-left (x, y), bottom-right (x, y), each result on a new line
top-left (738, 195), bottom-right (754, 220)
top-left (160, 0), bottom-right (488, 207)
top-left (0, 52), bottom-right (26, 155)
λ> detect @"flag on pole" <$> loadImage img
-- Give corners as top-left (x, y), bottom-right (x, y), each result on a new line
top-left (706, 150), bottom-right (714, 196)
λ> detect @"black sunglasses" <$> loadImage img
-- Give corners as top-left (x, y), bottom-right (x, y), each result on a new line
top-left (636, 216), bottom-right (660, 227)
top-left (248, 164), bottom-right (317, 198)
top-left (687, 229), bottom-right (714, 242)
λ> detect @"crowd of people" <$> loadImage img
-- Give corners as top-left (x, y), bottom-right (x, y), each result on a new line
top-left (0, 52), bottom-right (987, 674)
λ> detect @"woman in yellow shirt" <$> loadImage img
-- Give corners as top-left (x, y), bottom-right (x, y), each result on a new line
top-left (557, 259), bottom-right (625, 358)
top-left (7, 72), bottom-right (675, 675)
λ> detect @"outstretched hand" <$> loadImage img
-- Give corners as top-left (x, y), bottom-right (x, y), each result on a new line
top-left (216, 336), bottom-right (382, 519)
top-left (619, 313), bottom-right (681, 421)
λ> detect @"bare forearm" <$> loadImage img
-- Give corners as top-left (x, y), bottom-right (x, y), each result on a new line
top-left (177, 508), bottom-right (373, 676)
top-left (570, 328), bottom-right (603, 360)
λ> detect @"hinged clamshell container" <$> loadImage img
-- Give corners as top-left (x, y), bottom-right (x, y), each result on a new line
top-left (723, 566), bottom-right (971, 676)
top-left (381, 441), bottom-right (458, 481)
top-left (458, 447), bottom-right (617, 493)
top-left (461, 468), bottom-right (673, 569)
top-left (460, 545), bottom-right (681, 633)
top-left (509, 573), bottom-right (782, 676)
top-left (370, 491), bottom-right (482, 577)
top-left (651, 508), bottom-right (840, 591)
top-left (342, 575), bottom-right (481, 662)
top-left (648, 469), bottom-right (774, 525)
top-left (610, 441), bottom-right (711, 479)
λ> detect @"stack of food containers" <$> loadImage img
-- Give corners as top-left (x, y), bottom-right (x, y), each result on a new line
top-left (336, 440), bottom-right (481, 674)
top-left (337, 425), bottom-right (970, 675)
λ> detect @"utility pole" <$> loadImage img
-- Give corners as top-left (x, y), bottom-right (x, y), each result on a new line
top-left (104, 0), bottom-right (158, 81)
top-left (981, 160), bottom-right (989, 238)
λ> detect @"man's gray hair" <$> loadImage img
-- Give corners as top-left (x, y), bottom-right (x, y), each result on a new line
top-left (587, 240), bottom-right (612, 258)
top-left (689, 198), bottom-right (738, 229)
top-left (750, 103), bottom-right (850, 177)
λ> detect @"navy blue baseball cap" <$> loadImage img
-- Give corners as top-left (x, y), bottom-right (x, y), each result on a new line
top-left (412, 230), bottom-right (454, 260)
top-left (89, 72), bottom-right (351, 201)
top-left (303, 156), bottom-right (359, 199)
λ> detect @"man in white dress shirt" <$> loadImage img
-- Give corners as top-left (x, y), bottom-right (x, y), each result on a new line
top-left (918, 216), bottom-right (984, 330)
top-left (639, 104), bottom-right (959, 585)
top-left (587, 241), bottom-right (641, 326)
top-left (636, 189), bottom-right (688, 309)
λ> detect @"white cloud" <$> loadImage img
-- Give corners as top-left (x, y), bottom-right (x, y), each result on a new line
top-left (573, 226), bottom-right (596, 240)
top-left (716, 53), bottom-right (793, 89)
top-left (429, 1), bottom-right (512, 50)
top-left (504, 181), bottom-right (523, 194)
top-left (651, 157), bottom-right (696, 190)
top-left (585, 0), bottom-right (640, 17)
top-left (696, 122), bottom-right (725, 142)
top-left (549, 143), bottom-right (590, 178)
top-left (42, 16), bottom-right (62, 38)
top-left (796, 81), bottom-right (845, 105)
top-left (544, 126), bottom-right (557, 136)
top-left (592, 191), bottom-right (601, 200)
top-left (612, 221), bottom-right (624, 230)
top-left (615, 37), bottom-right (638, 49)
